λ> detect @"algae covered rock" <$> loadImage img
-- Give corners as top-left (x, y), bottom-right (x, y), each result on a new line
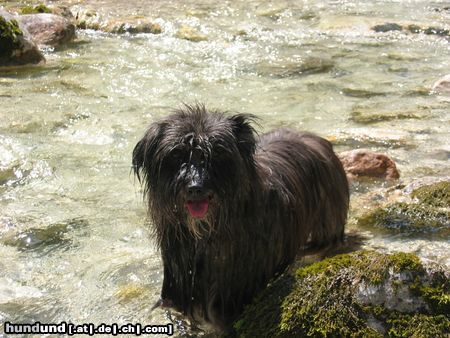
top-left (234, 251), bottom-right (449, 337)
top-left (358, 181), bottom-right (450, 237)
top-left (358, 202), bottom-right (449, 236)
top-left (411, 181), bottom-right (450, 208)
top-left (0, 9), bottom-right (44, 66)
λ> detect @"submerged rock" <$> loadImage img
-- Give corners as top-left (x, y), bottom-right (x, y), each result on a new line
top-left (372, 23), bottom-right (403, 33)
top-left (256, 57), bottom-right (334, 78)
top-left (342, 87), bottom-right (387, 98)
top-left (17, 13), bottom-right (75, 47)
top-left (234, 251), bottom-right (449, 337)
top-left (350, 109), bottom-right (424, 124)
top-left (358, 202), bottom-right (449, 236)
top-left (339, 149), bottom-right (400, 181)
top-left (1, 218), bottom-right (88, 252)
top-left (0, 9), bottom-right (45, 66)
top-left (411, 181), bottom-right (450, 208)
top-left (358, 181), bottom-right (450, 237)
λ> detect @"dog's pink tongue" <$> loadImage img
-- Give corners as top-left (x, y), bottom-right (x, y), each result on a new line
top-left (186, 199), bottom-right (209, 218)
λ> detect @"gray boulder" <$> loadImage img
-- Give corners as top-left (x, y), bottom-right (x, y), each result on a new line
top-left (17, 13), bottom-right (75, 47)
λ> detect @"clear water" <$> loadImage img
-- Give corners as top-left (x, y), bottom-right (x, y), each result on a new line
top-left (1, 0), bottom-right (449, 335)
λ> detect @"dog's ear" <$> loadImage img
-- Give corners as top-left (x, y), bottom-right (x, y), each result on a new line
top-left (132, 121), bottom-right (167, 183)
top-left (229, 114), bottom-right (257, 158)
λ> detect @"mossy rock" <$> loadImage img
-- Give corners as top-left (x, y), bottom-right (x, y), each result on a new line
top-left (0, 16), bottom-right (23, 58)
top-left (357, 202), bottom-right (449, 236)
top-left (21, 4), bottom-right (51, 15)
top-left (233, 251), bottom-right (449, 337)
top-left (411, 181), bottom-right (450, 208)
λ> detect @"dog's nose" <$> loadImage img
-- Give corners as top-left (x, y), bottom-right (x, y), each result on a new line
top-left (187, 183), bottom-right (204, 199)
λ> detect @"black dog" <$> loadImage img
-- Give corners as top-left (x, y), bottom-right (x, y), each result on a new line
top-left (132, 104), bottom-right (349, 330)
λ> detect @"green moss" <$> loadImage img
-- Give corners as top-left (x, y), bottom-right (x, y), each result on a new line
top-left (389, 252), bottom-right (424, 273)
top-left (232, 274), bottom-right (295, 337)
top-left (386, 313), bottom-right (449, 337)
top-left (357, 202), bottom-right (449, 236)
top-left (0, 17), bottom-right (23, 58)
top-left (234, 251), bottom-right (449, 337)
top-left (21, 4), bottom-right (51, 15)
top-left (411, 181), bottom-right (450, 208)
top-left (410, 270), bottom-right (450, 315)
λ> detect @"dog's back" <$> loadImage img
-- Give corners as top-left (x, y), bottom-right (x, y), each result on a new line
top-left (255, 128), bottom-right (349, 260)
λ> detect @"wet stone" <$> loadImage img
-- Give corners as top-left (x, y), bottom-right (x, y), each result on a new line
top-left (176, 25), bottom-right (208, 42)
top-left (372, 23), bottom-right (403, 33)
top-left (350, 109), bottom-right (424, 124)
top-left (18, 13), bottom-right (76, 47)
top-left (357, 202), bottom-right (449, 237)
top-left (339, 149), bottom-right (400, 181)
top-left (1, 218), bottom-right (88, 252)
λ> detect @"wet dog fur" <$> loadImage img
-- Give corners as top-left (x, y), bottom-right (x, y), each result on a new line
top-left (132, 104), bottom-right (349, 331)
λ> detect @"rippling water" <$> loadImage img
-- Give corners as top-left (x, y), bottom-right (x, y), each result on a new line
top-left (1, 0), bottom-right (449, 335)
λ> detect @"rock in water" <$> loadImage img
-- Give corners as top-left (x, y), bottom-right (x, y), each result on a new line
top-left (0, 9), bottom-right (44, 66)
top-left (18, 13), bottom-right (75, 47)
top-left (339, 149), bottom-right (400, 180)
top-left (234, 251), bottom-right (450, 337)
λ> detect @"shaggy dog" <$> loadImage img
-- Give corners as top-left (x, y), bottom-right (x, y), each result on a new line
top-left (132, 104), bottom-right (349, 330)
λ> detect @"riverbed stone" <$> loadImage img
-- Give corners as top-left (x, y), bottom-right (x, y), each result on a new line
top-left (0, 9), bottom-right (45, 66)
top-left (357, 180), bottom-right (450, 236)
top-left (256, 57), bottom-right (334, 78)
top-left (72, 6), bottom-right (103, 30)
top-left (17, 13), bottom-right (75, 47)
top-left (176, 25), bottom-right (208, 42)
top-left (234, 251), bottom-right (449, 337)
top-left (350, 109), bottom-right (424, 124)
top-left (411, 181), bottom-right (450, 208)
top-left (358, 202), bottom-right (449, 236)
top-left (372, 23), bottom-right (403, 33)
top-left (339, 149), bottom-right (400, 180)
top-left (105, 19), bottom-right (162, 34)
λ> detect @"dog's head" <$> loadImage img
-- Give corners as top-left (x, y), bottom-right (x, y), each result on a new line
top-left (133, 104), bottom-right (257, 237)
